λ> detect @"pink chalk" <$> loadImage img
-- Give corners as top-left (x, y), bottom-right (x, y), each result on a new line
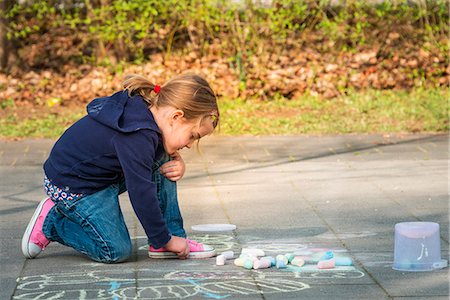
top-left (253, 259), bottom-right (271, 269)
top-left (317, 259), bottom-right (336, 269)
top-left (216, 255), bottom-right (226, 266)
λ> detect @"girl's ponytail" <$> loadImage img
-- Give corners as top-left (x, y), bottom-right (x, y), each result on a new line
top-left (122, 74), bottom-right (158, 106)
top-left (122, 73), bottom-right (219, 129)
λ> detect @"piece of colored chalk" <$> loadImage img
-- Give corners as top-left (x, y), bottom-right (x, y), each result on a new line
top-left (276, 254), bottom-right (288, 265)
top-left (243, 259), bottom-right (254, 269)
top-left (234, 258), bottom-right (245, 267)
top-left (261, 256), bottom-right (276, 266)
top-left (216, 255), bottom-right (226, 266)
top-left (254, 259), bottom-right (271, 269)
top-left (290, 257), bottom-right (305, 267)
top-left (317, 259), bottom-right (336, 269)
top-left (285, 253), bottom-right (295, 263)
top-left (221, 251), bottom-right (234, 260)
top-left (293, 255), bottom-right (316, 264)
top-left (335, 257), bottom-right (353, 266)
top-left (276, 259), bottom-right (287, 269)
top-left (239, 253), bottom-right (258, 261)
top-left (241, 248), bottom-right (265, 257)
top-left (320, 251), bottom-right (334, 261)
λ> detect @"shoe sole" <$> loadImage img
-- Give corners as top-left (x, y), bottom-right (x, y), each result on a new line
top-left (148, 249), bottom-right (216, 259)
top-left (21, 198), bottom-right (50, 258)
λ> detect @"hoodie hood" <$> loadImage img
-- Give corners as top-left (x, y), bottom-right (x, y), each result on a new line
top-left (87, 91), bottom-right (160, 133)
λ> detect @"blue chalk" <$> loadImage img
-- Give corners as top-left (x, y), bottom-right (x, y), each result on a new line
top-left (320, 251), bottom-right (334, 261)
top-left (285, 253), bottom-right (295, 263)
top-left (276, 259), bottom-right (287, 269)
top-left (243, 259), bottom-right (254, 269)
top-left (335, 257), bottom-right (353, 266)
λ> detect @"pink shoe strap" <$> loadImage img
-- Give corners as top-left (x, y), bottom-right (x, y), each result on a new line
top-left (29, 199), bottom-right (54, 249)
top-left (149, 239), bottom-right (205, 252)
top-left (187, 239), bottom-right (204, 252)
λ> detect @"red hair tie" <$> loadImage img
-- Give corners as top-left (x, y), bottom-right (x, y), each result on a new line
top-left (153, 85), bottom-right (161, 94)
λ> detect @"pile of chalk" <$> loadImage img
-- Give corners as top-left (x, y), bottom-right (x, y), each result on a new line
top-left (216, 248), bottom-right (353, 270)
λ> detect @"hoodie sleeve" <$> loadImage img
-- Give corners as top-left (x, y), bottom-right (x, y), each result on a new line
top-left (112, 131), bottom-right (171, 249)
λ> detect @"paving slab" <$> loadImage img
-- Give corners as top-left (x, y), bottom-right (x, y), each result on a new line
top-left (1, 134), bottom-right (448, 299)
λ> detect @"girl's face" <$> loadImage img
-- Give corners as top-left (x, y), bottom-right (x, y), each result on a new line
top-left (161, 112), bottom-right (214, 155)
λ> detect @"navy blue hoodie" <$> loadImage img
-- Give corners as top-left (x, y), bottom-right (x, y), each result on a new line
top-left (44, 91), bottom-right (171, 248)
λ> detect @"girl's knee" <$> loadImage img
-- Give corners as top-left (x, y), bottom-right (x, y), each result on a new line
top-left (98, 241), bottom-right (132, 263)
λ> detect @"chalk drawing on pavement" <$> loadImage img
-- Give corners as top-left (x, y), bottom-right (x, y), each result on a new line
top-left (14, 269), bottom-right (310, 300)
top-left (15, 235), bottom-right (366, 299)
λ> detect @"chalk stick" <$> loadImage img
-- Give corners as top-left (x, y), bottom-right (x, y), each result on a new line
top-left (234, 258), bottom-right (245, 267)
top-left (317, 259), bottom-right (336, 269)
top-left (320, 251), bottom-right (334, 261)
top-left (335, 257), bottom-right (353, 266)
top-left (276, 259), bottom-right (287, 269)
top-left (216, 255), bottom-right (226, 266)
top-left (243, 259), bottom-right (254, 269)
top-left (254, 259), bottom-right (271, 269)
top-left (293, 255), bottom-right (316, 264)
top-left (261, 256), bottom-right (276, 266)
top-left (239, 253), bottom-right (258, 261)
top-left (290, 257), bottom-right (305, 267)
top-left (241, 248), bottom-right (265, 257)
top-left (285, 253), bottom-right (295, 263)
top-left (276, 254), bottom-right (288, 265)
top-left (220, 251), bottom-right (234, 260)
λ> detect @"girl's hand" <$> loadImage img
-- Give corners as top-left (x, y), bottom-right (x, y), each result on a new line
top-left (160, 152), bottom-right (185, 181)
top-left (164, 236), bottom-right (190, 259)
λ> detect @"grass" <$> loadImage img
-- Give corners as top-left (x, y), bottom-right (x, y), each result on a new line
top-left (0, 87), bottom-right (448, 138)
top-left (0, 111), bottom-right (85, 138)
top-left (218, 88), bottom-right (449, 135)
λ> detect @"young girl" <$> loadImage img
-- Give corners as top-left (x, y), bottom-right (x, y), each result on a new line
top-left (21, 73), bottom-right (219, 263)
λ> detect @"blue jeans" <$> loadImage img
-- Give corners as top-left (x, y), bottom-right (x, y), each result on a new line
top-left (42, 154), bottom-right (186, 263)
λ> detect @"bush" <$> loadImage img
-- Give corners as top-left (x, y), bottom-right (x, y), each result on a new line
top-left (3, 0), bottom-right (448, 68)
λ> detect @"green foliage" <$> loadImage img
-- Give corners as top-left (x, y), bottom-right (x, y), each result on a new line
top-left (2, 0), bottom-right (448, 66)
top-left (0, 98), bottom-right (15, 109)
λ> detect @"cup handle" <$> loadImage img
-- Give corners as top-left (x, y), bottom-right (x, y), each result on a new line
top-left (433, 259), bottom-right (448, 269)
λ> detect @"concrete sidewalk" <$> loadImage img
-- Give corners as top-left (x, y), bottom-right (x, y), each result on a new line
top-left (1, 134), bottom-right (448, 299)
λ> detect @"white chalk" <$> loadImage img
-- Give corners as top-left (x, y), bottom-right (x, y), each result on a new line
top-left (276, 254), bottom-right (288, 265)
top-left (239, 253), bottom-right (254, 258)
top-left (241, 248), bottom-right (265, 257)
top-left (216, 255), bottom-right (226, 266)
top-left (254, 259), bottom-right (271, 269)
top-left (234, 258), bottom-right (245, 267)
top-left (291, 256), bottom-right (305, 267)
top-left (220, 251), bottom-right (234, 260)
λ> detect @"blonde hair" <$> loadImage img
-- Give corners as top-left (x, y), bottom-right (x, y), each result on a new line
top-left (122, 73), bottom-right (219, 128)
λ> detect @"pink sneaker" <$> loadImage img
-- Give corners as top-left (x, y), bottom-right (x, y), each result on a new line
top-left (148, 239), bottom-right (216, 259)
top-left (21, 198), bottom-right (54, 258)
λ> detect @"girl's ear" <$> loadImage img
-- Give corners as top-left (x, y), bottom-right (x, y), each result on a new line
top-left (172, 109), bottom-right (184, 120)
top-left (169, 109), bottom-right (185, 125)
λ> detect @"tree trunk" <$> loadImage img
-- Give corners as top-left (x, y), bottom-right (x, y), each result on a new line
top-left (0, 0), bottom-right (11, 71)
